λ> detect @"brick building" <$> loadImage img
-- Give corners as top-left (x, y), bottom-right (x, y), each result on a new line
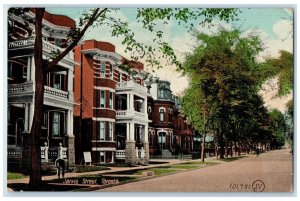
top-left (7, 10), bottom-right (194, 169)
top-left (73, 40), bottom-right (194, 164)
top-left (7, 9), bottom-right (76, 170)
top-left (147, 80), bottom-right (194, 157)
top-left (73, 40), bottom-right (149, 165)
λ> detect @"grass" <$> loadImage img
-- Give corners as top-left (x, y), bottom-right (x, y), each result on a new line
top-left (75, 165), bottom-right (110, 173)
top-left (7, 172), bottom-right (28, 180)
top-left (176, 161), bottom-right (220, 166)
top-left (171, 165), bottom-right (200, 169)
top-left (135, 167), bottom-right (180, 176)
top-left (219, 156), bottom-right (246, 162)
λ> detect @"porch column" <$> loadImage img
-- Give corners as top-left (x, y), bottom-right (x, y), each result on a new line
top-left (24, 103), bottom-right (29, 132)
top-left (27, 56), bottom-right (31, 81)
top-left (66, 109), bottom-right (75, 168)
top-left (144, 124), bottom-right (149, 142)
top-left (28, 103), bottom-right (34, 131)
top-left (67, 109), bottom-right (74, 137)
top-left (126, 123), bottom-right (130, 141)
top-left (126, 93), bottom-right (130, 110)
top-left (129, 123), bottom-right (135, 141)
top-left (129, 93), bottom-right (134, 111)
top-left (30, 55), bottom-right (35, 81)
top-left (143, 124), bottom-right (150, 164)
top-left (143, 96), bottom-right (147, 114)
top-left (67, 69), bottom-right (74, 100)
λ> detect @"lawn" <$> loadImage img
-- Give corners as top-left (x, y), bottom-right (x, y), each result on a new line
top-left (135, 167), bottom-right (180, 176)
top-left (219, 156), bottom-right (246, 162)
top-left (175, 161), bottom-right (220, 166)
top-left (75, 165), bottom-right (110, 173)
top-left (7, 172), bottom-right (28, 180)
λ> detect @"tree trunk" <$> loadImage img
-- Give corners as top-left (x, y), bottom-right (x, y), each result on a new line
top-left (201, 133), bottom-right (206, 162)
top-left (29, 8), bottom-right (45, 190)
top-left (219, 131), bottom-right (224, 159)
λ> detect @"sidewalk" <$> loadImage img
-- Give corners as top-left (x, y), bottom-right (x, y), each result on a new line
top-left (7, 157), bottom-right (220, 184)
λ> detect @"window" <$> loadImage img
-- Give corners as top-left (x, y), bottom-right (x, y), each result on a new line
top-left (100, 62), bottom-right (106, 78)
top-left (100, 151), bottom-right (105, 163)
top-left (119, 73), bottom-right (122, 82)
top-left (100, 90), bottom-right (105, 108)
top-left (159, 109), bottom-right (165, 122)
top-left (109, 64), bottom-right (113, 79)
top-left (148, 106), bottom-right (152, 114)
top-left (160, 89), bottom-right (165, 98)
top-left (22, 65), bottom-right (27, 79)
top-left (52, 112), bottom-right (60, 137)
top-left (109, 122), bottom-right (113, 141)
top-left (109, 92), bottom-right (113, 109)
top-left (55, 39), bottom-right (62, 47)
top-left (100, 121), bottom-right (105, 141)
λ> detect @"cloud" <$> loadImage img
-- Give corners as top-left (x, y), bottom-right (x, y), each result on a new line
top-left (258, 77), bottom-right (292, 113)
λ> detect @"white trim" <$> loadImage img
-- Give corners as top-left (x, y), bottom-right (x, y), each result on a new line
top-left (93, 76), bottom-right (117, 82)
top-left (92, 117), bottom-right (116, 122)
top-left (94, 86), bottom-right (116, 92)
top-left (93, 107), bottom-right (116, 112)
top-left (159, 107), bottom-right (166, 112)
top-left (92, 147), bottom-right (116, 151)
top-left (91, 140), bottom-right (116, 143)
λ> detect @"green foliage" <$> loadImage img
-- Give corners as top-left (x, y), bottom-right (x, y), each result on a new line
top-left (269, 109), bottom-right (287, 147)
top-left (257, 50), bottom-right (293, 96)
top-left (180, 29), bottom-right (273, 154)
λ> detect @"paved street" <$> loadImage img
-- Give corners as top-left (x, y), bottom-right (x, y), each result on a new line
top-left (96, 149), bottom-right (293, 192)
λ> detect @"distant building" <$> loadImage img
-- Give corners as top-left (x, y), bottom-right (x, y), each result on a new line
top-left (7, 9), bottom-right (76, 170)
top-left (147, 80), bottom-right (194, 157)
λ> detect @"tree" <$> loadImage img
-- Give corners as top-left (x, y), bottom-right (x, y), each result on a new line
top-left (269, 109), bottom-right (287, 149)
top-left (181, 29), bottom-right (268, 159)
top-left (257, 50), bottom-right (293, 96)
top-left (8, 7), bottom-right (240, 189)
top-left (181, 76), bottom-right (209, 162)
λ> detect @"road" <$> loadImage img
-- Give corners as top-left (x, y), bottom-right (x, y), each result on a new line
top-left (96, 149), bottom-right (293, 192)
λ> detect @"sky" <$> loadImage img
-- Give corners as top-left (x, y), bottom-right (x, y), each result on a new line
top-left (45, 7), bottom-right (293, 97)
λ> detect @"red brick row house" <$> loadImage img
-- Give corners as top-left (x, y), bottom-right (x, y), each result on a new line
top-left (146, 80), bottom-right (194, 157)
top-left (73, 40), bottom-right (150, 165)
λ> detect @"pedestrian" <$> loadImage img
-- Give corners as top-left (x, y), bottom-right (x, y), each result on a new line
top-left (256, 148), bottom-right (260, 157)
top-left (55, 158), bottom-right (65, 179)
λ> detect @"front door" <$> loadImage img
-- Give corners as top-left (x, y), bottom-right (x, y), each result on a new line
top-left (158, 132), bottom-right (166, 149)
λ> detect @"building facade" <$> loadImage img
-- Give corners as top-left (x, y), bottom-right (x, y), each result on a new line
top-left (7, 10), bottom-right (76, 170)
top-left (73, 40), bottom-right (149, 165)
top-left (147, 80), bottom-right (194, 157)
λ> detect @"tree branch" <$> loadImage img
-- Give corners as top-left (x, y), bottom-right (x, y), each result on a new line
top-left (44, 8), bottom-right (108, 72)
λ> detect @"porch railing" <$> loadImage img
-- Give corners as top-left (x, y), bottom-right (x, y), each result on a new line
top-left (44, 86), bottom-right (69, 99)
top-left (115, 150), bottom-right (125, 159)
top-left (41, 143), bottom-right (68, 162)
top-left (7, 147), bottom-right (22, 159)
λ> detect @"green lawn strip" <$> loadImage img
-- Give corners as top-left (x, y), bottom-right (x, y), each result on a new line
top-left (134, 167), bottom-right (180, 176)
top-left (174, 161), bottom-right (220, 166)
top-left (7, 172), bottom-right (28, 180)
top-left (74, 165), bottom-right (110, 173)
top-left (219, 156), bottom-right (247, 162)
